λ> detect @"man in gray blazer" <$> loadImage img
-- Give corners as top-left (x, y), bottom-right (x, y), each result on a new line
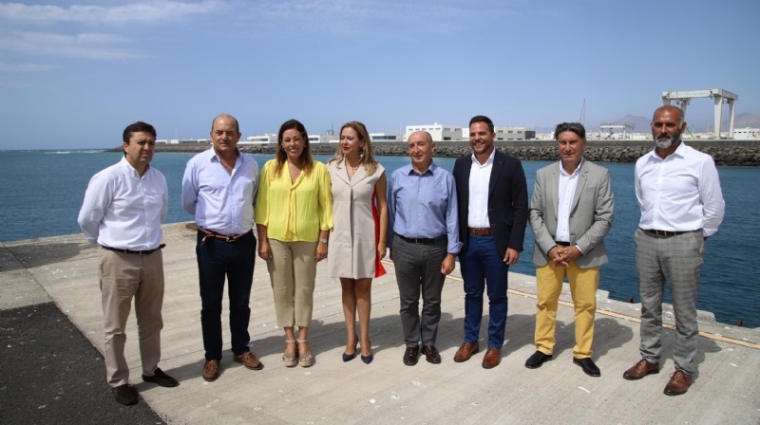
top-left (525, 122), bottom-right (614, 377)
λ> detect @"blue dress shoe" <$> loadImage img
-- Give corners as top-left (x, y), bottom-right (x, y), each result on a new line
top-left (525, 350), bottom-right (552, 369)
top-left (343, 337), bottom-right (359, 362)
top-left (573, 357), bottom-right (601, 377)
top-left (360, 353), bottom-right (374, 364)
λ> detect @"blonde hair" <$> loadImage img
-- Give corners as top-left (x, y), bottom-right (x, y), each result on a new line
top-left (329, 121), bottom-right (379, 176)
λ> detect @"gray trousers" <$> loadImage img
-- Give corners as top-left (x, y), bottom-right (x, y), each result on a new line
top-left (392, 235), bottom-right (447, 347)
top-left (634, 229), bottom-right (704, 374)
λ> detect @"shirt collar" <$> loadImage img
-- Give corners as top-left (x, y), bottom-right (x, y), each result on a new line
top-left (406, 161), bottom-right (437, 176)
top-left (470, 147), bottom-right (495, 166)
top-left (559, 157), bottom-right (584, 177)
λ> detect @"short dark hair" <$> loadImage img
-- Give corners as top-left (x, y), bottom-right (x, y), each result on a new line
top-left (123, 121), bottom-right (156, 144)
top-left (554, 122), bottom-right (586, 140)
top-left (469, 115), bottom-right (494, 133)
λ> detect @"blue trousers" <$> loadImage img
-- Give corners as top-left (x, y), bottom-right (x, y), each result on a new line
top-left (460, 234), bottom-right (509, 348)
top-left (196, 231), bottom-right (256, 361)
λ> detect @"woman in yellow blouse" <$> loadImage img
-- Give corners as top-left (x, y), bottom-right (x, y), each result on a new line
top-left (255, 119), bottom-right (333, 368)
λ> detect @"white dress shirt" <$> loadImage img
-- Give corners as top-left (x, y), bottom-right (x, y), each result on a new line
top-left (467, 148), bottom-right (495, 228)
top-left (181, 148), bottom-right (259, 235)
top-left (635, 142), bottom-right (725, 237)
top-left (555, 159), bottom-right (582, 243)
top-left (78, 157), bottom-right (168, 250)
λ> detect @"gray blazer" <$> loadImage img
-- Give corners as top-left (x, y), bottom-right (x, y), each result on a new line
top-left (529, 160), bottom-right (614, 269)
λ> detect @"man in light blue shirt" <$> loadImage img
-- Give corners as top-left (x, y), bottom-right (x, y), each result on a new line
top-left (181, 114), bottom-right (261, 381)
top-left (387, 130), bottom-right (461, 366)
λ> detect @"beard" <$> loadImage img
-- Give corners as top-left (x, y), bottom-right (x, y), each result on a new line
top-left (654, 131), bottom-right (681, 149)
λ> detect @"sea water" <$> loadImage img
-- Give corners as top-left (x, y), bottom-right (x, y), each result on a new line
top-left (1, 149), bottom-right (758, 327)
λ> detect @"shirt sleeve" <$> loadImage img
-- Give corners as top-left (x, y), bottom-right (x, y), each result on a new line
top-left (699, 157), bottom-right (725, 237)
top-left (317, 164), bottom-right (334, 231)
top-left (77, 172), bottom-right (112, 244)
top-left (254, 162), bottom-right (270, 226)
top-left (386, 172), bottom-right (396, 247)
top-left (160, 173), bottom-right (169, 223)
top-left (444, 174), bottom-right (462, 254)
top-left (181, 159), bottom-right (198, 215)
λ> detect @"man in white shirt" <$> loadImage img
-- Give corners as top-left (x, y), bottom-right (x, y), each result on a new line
top-left (623, 105), bottom-right (725, 396)
top-left (78, 121), bottom-right (177, 406)
top-left (182, 114), bottom-right (261, 381)
top-left (525, 122), bottom-right (614, 377)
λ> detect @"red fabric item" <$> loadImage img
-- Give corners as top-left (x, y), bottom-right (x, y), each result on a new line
top-left (372, 189), bottom-right (386, 278)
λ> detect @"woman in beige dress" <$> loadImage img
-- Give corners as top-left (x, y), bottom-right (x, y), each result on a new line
top-left (326, 121), bottom-right (387, 364)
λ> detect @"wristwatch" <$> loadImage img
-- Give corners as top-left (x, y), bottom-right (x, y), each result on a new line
top-left (319, 238), bottom-right (328, 244)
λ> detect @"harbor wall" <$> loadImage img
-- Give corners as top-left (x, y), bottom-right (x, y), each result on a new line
top-left (149, 140), bottom-right (760, 166)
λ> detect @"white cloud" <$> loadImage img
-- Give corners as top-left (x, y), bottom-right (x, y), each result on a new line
top-left (242, 0), bottom-right (514, 36)
top-left (0, 60), bottom-right (57, 72)
top-left (0, 0), bottom-right (224, 25)
top-left (0, 31), bottom-right (144, 60)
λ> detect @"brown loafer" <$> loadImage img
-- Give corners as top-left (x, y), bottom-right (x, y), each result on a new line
top-left (454, 342), bottom-right (479, 363)
top-left (234, 351), bottom-right (264, 370)
top-left (202, 359), bottom-right (220, 382)
top-left (481, 347), bottom-right (501, 369)
top-left (623, 359), bottom-right (659, 380)
top-left (664, 370), bottom-right (692, 396)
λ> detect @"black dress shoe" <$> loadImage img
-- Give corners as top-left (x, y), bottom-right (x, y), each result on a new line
top-left (525, 350), bottom-right (552, 369)
top-left (112, 384), bottom-right (138, 406)
top-left (421, 345), bottom-right (441, 364)
top-left (403, 345), bottom-right (420, 366)
top-left (573, 357), bottom-right (601, 377)
top-left (142, 368), bottom-right (179, 387)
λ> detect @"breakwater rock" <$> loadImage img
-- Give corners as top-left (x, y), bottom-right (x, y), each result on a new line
top-left (150, 140), bottom-right (760, 166)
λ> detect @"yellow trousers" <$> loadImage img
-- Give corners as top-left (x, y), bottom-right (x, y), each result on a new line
top-left (534, 261), bottom-right (599, 358)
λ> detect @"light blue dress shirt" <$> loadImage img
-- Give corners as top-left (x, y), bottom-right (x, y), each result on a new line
top-left (181, 148), bottom-right (259, 235)
top-left (387, 162), bottom-right (462, 254)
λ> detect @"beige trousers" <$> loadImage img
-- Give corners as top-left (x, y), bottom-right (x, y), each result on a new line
top-left (266, 240), bottom-right (317, 328)
top-left (100, 249), bottom-right (164, 387)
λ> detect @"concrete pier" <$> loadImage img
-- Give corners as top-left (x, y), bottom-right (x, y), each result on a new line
top-left (2, 222), bottom-right (759, 424)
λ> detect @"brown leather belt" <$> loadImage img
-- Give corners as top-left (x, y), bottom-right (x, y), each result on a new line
top-left (198, 227), bottom-right (252, 244)
top-left (101, 244), bottom-right (165, 255)
top-left (468, 227), bottom-right (491, 236)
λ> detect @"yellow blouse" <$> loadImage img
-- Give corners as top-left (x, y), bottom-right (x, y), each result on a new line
top-left (255, 159), bottom-right (333, 242)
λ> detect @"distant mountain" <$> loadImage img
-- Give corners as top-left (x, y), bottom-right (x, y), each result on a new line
top-left (711, 112), bottom-right (760, 130)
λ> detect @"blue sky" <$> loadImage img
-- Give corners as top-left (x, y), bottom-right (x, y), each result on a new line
top-left (1, 0), bottom-right (758, 149)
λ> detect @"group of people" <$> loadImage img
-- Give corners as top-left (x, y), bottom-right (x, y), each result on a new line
top-left (77, 105), bottom-right (724, 407)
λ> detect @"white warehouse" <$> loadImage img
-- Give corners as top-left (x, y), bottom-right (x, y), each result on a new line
top-left (404, 123), bottom-right (462, 142)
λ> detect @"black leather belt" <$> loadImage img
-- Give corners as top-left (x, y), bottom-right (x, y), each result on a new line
top-left (642, 229), bottom-right (689, 237)
top-left (397, 234), bottom-right (446, 245)
top-left (555, 241), bottom-right (571, 247)
top-left (101, 244), bottom-right (165, 255)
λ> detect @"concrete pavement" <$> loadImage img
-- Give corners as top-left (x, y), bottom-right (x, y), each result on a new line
top-left (2, 222), bottom-right (759, 425)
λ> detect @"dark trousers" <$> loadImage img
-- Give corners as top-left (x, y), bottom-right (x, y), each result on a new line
top-left (460, 234), bottom-right (509, 348)
top-left (196, 231), bottom-right (256, 361)
top-left (392, 235), bottom-right (447, 347)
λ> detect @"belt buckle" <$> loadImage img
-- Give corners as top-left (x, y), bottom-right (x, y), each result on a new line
top-left (226, 234), bottom-right (235, 242)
